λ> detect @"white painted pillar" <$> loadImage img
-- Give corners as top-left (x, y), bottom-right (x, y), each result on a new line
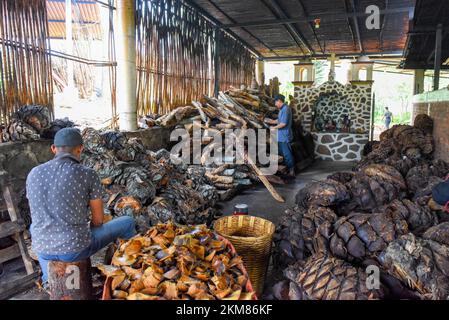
top-left (116, 0), bottom-right (137, 131)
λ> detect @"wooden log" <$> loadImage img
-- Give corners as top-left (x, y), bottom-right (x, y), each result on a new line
top-left (205, 172), bottom-right (234, 184)
top-left (211, 164), bottom-right (233, 175)
top-left (246, 155), bottom-right (285, 203)
top-left (48, 259), bottom-right (93, 300)
top-left (214, 123), bottom-right (234, 130)
top-left (0, 243), bottom-right (21, 264)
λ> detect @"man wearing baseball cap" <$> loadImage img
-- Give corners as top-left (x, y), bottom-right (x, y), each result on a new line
top-left (26, 128), bottom-right (136, 286)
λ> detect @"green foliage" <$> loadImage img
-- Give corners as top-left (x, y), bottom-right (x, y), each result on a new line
top-left (280, 81), bottom-right (294, 103)
top-left (374, 109), bottom-right (411, 126)
top-left (314, 61), bottom-right (327, 85)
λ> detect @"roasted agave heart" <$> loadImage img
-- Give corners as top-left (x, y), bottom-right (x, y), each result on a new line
top-left (98, 223), bottom-right (255, 300)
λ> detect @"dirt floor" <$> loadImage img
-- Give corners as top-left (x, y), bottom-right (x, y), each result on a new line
top-left (6, 159), bottom-right (355, 300)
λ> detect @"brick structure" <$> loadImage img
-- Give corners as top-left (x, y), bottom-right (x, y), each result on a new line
top-left (412, 89), bottom-right (449, 162)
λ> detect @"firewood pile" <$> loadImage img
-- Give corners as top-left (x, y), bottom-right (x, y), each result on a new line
top-left (271, 114), bottom-right (449, 300)
top-left (138, 90), bottom-right (289, 201)
top-left (98, 223), bottom-right (256, 300)
top-left (0, 105), bottom-right (75, 142)
top-left (80, 128), bottom-right (220, 233)
top-left (139, 88), bottom-right (276, 130)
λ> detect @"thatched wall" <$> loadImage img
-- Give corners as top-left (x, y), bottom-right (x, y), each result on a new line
top-left (0, 0), bottom-right (53, 124)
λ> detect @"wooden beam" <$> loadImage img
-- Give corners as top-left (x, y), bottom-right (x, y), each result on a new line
top-left (434, 24), bottom-right (443, 90)
top-left (261, 0), bottom-right (312, 55)
top-left (263, 51), bottom-right (403, 61)
top-left (379, 0), bottom-right (389, 50)
top-left (296, 0), bottom-right (324, 54)
top-left (222, 7), bottom-right (414, 29)
top-left (342, 0), bottom-right (357, 51)
top-left (0, 244), bottom-right (21, 264)
top-left (184, 0), bottom-right (265, 57)
top-left (214, 29), bottom-right (220, 97)
top-left (0, 272), bottom-right (40, 300)
top-left (349, 0), bottom-right (363, 53)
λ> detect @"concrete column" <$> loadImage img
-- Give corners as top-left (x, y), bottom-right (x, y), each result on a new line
top-left (256, 59), bottom-right (265, 87)
top-left (116, 0), bottom-right (137, 131)
top-left (413, 69), bottom-right (425, 95)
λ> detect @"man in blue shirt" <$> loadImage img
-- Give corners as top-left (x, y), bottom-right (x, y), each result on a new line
top-left (26, 128), bottom-right (136, 285)
top-left (266, 95), bottom-right (295, 177)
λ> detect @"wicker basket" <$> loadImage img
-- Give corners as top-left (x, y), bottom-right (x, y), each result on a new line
top-left (214, 215), bottom-right (275, 296)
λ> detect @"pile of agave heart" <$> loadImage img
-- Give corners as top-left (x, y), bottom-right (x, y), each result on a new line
top-left (98, 223), bottom-right (255, 300)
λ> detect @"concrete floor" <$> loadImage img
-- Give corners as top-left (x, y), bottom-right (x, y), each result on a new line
top-left (218, 160), bottom-right (356, 226)
top-left (6, 159), bottom-right (355, 300)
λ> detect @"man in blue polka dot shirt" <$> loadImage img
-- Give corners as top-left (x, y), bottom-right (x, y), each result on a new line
top-left (26, 128), bottom-right (136, 285)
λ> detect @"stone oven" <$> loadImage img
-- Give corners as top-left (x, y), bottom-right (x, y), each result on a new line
top-left (291, 57), bottom-right (374, 161)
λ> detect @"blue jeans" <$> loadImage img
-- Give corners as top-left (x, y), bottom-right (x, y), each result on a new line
top-left (279, 141), bottom-right (295, 170)
top-left (37, 216), bottom-right (136, 283)
top-left (385, 119), bottom-right (391, 129)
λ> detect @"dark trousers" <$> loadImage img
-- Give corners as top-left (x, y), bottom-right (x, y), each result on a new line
top-left (279, 141), bottom-right (295, 170)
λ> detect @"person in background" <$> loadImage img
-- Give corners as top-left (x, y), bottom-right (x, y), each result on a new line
top-left (382, 107), bottom-right (393, 130)
top-left (265, 94), bottom-right (295, 177)
top-left (26, 128), bottom-right (136, 286)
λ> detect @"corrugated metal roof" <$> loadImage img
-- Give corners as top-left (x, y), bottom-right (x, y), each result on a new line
top-left (189, 0), bottom-right (416, 59)
top-left (47, 0), bottom-right (102, 39)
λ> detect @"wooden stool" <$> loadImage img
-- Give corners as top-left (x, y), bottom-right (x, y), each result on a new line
top-left (48, 258), bottom-right (92, 300)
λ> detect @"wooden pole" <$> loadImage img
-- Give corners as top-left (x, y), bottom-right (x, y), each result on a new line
top-left (65, 0), bottom-right (74, 89)
top-left (434, 24), bottom-right (443, 91)
top-left (214, 28), bottom-right (221, 98)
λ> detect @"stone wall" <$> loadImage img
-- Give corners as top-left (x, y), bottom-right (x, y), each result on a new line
top-left (0, 140), bottom-right (53, 212)
top-left (312, 133), bottom-right (369, 161)
top-left (412, 89), bottom-right (449, 162)
top-left (292, 80), bottom-right (372, 133)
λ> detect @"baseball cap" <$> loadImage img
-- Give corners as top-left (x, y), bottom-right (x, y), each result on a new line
top-left (54, 128), bottom-right (83, 147)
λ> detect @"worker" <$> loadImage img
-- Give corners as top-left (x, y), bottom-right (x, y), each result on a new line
top-left (26, 128), bottom-right (136, 286)
top-left (265, 94), bottom-right (295, 177)
top-left (382, 107), bottom-right (393, 130)
top-left (430, 175), bottom-right (449, 213)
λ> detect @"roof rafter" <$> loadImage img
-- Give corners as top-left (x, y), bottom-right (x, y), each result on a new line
top-left (221, 7), bottom-right (414, 29)
top-left (183, 0), bottom-right (264, 57)
top-left (349, 0), bottom-right (364, 53)
top-left (260, 0), bottom-right (312, 55)
top-left (342, 0), bottom-right (357, 51)
top-left (296, 0), bottom-right (324, 54)
top-left (203, 0), bottom-right (278, 57)
top-left (379, 0), bottom-right (389, 50)
top-left (263, 50), bottom-right (403, 61)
